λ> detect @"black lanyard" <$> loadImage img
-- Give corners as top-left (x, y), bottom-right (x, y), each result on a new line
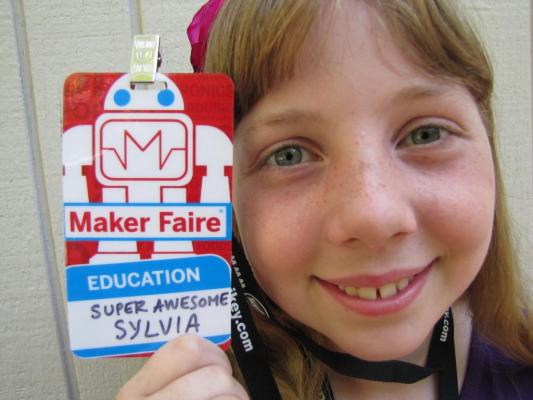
top-left (320, 311), bottom-right (458, 399)
top-left (231, 248), bottom-right (283, 400)
top-left (231, 236), bottom-right (458, 400)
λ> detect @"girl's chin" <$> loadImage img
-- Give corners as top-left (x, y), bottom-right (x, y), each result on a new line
top-left (336, 348), bottom-right (425, 364)
top-left (326, 331), bottom-right (432, 363)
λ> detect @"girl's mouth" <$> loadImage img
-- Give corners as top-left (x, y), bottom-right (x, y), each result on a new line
top-left (317, 260), bottom-right (435, 316)
top-left (337, 275), bottom-right (412, 300)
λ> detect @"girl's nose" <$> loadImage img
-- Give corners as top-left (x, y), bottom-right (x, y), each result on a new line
top-left (324, 156), bottom-right (418, 249)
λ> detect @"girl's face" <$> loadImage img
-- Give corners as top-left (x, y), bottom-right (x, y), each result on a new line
top-left (233, 2), bottom-right (495, 361)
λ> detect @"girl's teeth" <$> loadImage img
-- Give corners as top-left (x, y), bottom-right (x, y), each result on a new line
top-left (338, 275), bottom-right (414, 300)
top-left (345, 286), bottom-right (358, 296)
top-left (397, 278), bottom-right (409, 291)
top-left (357, 287), bottom-right (377, 300)
top-left (378, 283), bottom-right (397, 299)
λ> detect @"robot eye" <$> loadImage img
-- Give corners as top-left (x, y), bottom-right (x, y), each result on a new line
top-left (114, 89), bottom-right (131, 106)
top-left (158, 89), bottom-right (175, 106)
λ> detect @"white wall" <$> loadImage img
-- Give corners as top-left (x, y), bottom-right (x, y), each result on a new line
top-left (0, 1), bottom-right (531, 399)
top-left (468, 0), bottom-right (533, 272)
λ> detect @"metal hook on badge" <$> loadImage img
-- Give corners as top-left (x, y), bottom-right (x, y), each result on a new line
top-left (129, 34), bottom-right (161, 84)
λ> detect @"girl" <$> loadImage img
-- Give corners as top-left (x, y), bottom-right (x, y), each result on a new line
top-left (118, 1), bottom-right (533, 399)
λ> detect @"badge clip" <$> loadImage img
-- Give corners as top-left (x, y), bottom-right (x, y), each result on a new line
top-left (130, 34), bottom-right (161, 84)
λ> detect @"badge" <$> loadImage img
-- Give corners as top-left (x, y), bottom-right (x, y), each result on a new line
top-left (62, 69), bottom-right (233, 358)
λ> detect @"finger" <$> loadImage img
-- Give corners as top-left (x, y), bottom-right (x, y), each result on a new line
top-left (147, 364), bottom-right (249, 400)
top-left (120, 334), bottom-right (232, 397)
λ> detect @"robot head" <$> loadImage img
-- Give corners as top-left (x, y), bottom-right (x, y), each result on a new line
top-left (95, 73), bottom-right (193, 187)
top-left (104, 73), bottom-right (184, 111)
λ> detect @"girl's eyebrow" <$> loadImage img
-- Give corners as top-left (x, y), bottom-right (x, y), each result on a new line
top-left (240, 108), bottom-right (325, 137)
top-left (388, 83), bottom-right (455, 106)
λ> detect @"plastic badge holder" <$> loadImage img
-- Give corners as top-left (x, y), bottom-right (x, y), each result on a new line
top-left (62, 66), bottom-right (234, 358)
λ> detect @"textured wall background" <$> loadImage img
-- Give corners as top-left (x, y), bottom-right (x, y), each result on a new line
top-left (0, 0), bottom-right (531, 399)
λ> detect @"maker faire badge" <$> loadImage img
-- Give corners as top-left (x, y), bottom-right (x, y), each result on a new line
top-left (62, 71), bottom-right (234, 358)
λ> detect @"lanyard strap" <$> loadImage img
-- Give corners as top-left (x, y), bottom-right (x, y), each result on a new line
top-left (321, 310), bottom-right (458, 399)
top-left (231, 236), bottom-right (458, 400)
top-left (231, 240), bottom-right (283, 400)
top-left (301, 310), bottom-right (456, 383)
top-left (427, 308), bottom-right (459, 400)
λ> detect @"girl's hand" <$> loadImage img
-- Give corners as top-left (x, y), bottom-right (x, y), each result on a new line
top-left (117, 334), bottom-right (249, 400)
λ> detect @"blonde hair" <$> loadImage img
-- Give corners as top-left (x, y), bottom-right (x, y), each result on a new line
top-left (205, 0), bottom-right (533, 398)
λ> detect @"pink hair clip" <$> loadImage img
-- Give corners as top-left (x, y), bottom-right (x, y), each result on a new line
top-left (187, 0), bottom-right (225, 72)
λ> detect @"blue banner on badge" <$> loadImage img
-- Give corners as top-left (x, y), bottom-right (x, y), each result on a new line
top-left (66, 256), bottom-right (231, 358)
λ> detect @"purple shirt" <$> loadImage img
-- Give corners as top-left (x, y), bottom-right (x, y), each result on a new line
top-left (460, 333), bottom-right (533, 399)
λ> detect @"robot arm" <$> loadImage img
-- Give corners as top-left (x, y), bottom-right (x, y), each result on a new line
top-left (195, 125), bottom-right (232, 203)
top-left (62, 125), bottom-right (92, 203)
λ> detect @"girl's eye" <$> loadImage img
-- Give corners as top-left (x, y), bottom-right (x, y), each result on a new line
top-left (265, 145), bottom-right (311, 166)
top-left (400, 125), bottom-right (448, 147)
